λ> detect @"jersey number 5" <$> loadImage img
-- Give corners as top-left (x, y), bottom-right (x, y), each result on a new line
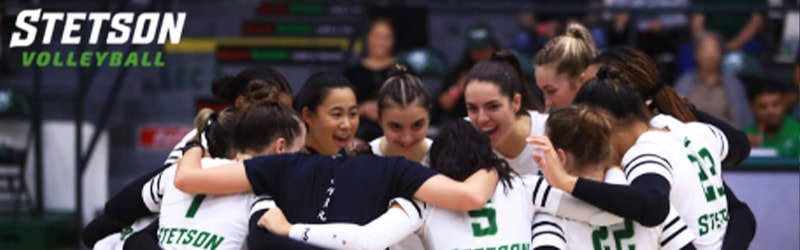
top-left (468, 207), bottom-right (498, 237)
top-left (592, 219), bottom-right (635, 250)
top-left (185, 194), bottom-right (206, 218)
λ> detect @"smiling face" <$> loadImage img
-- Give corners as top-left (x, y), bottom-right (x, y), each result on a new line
top-left (303, 87), bottom-right (359, 156)
top-left (465, 80), bottom-right (521, 147)
top-left (380, 105), bottom-right (429, 150)
top-left (536, 64), bottom-right (582, 109)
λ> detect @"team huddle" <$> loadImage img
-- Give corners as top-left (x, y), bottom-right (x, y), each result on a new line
top-left (81, 23), bottom-right (755, 250)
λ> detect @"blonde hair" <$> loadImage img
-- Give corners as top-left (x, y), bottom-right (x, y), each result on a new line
top-left (534, 23), bottom-right (597, 81)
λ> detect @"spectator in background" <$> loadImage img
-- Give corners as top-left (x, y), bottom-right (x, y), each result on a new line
top-left (674, 32), bottom-right (753, 128)
top-left (608, 0), bottom-right (688, 83)
top-left (680, 0), bottom-right (765, 75)
top-left (434, 23), bottom-right (498, 125)
top-left (512, 11), bottom-right (549, 55)
top-left (691, 0), bottom-right (765, 52)
top-left (745, 81), bottom-right (800, 158)
top-left (344, 18), bottom-right (398, 141)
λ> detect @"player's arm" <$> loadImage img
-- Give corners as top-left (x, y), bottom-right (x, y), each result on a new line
top-left (529, 136), bottom-right (671, 227)
top-left (534, 169), bottom-right (625, 226)
top-left (174, 146), bottom-right (252, 194)
top-left (692, 109), bottom-right (746, 167)
top-left (659, 208), bottom-right (697, 250)
top-left (413, 169), bottom-right (498, 211)
top-left (258, 199), bottom-right (423, 250)
top-left (531, 213), bottom-right (566, 250)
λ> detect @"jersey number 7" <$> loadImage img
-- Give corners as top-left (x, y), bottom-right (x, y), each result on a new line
top-left (185, 195), bottom-right (207, 218)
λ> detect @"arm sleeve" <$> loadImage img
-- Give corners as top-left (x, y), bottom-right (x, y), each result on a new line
top-left (531, 213), bottom-right (566, 250)
top-left (286, 198), bottom-right (423, 250)
top-left (692, 109), bottom-right (750, 167)
top-left (571, 174), bottom-right (671, 227)
top-left (525, 175), bottom-right (624, 226)
top-left (104, 166), bottom-right (166, 224)
top-left (247, 210), bottom-right (325, 250)
top-left (722, 182), bottom-right (757, 250)
top-left (659, 208), bottom-right (696, 250)
top-left (163, 129), bottom-right (198, 167)
top-left (391, 158), bottom-right (439, 199)
top-left (141, 167), bottom-right (174, 213)
top-left (243, 153), bottom-right (296, 196)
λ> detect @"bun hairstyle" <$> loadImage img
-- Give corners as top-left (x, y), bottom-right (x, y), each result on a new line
top-left (534, 23), bottom-right (597, 81)
top-left (244, 79), bottom-right (283, 106)
top-left (232, 80), bottom-right (304, 155)
top-left (429, 119), bottom-right (515, 190)
top-left (573, 66), bottom-right (652, 124)
top-left (211, 66), bottom-right (292, 106)
top-left (547, 105), bottom-right (615, 167)
top-left (590, 47), bottom-right (697, 122)
top-left (294, 72), bottom-right (356, 113)
top-left (377, 63), bottom-right (431, 119)
top-left (466, 50), bottom-right (544, 114)
top-left (193, 107), bottom-right (239, 158)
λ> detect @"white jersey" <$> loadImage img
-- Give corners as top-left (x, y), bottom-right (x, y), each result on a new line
top-left (405, 173), bottom-right (618, 250)
top-left (622, 130), bottom-right (727, 250)
top-left (369, 136), bottom-right (433, 250)
top-left (369, 136), bottom-right (433, 166)
top-left (650, 114), bottom-right (729, 249)
top-left (465, 110), bottom-right (548, 176)
top-left (155, 158), bottom-right (265, 250)
top-left (531, 207), bottom-right (696, 250)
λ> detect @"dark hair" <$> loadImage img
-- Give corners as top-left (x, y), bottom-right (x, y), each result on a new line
top-left (429, 119), bottom-right (515, 190)
top-left (211, 66), bottom-right (292, 105)
top-left (193, 107), bottom-right (238, 158)
top-left (747, 79), bottom-right (787, 103)
top-left (591, 47), bottom-right (697, 122)
top-left (534, 23), bottom-right (596, 80)
top-left (294, 72), bottom-right (357, 113)
top-left (547, 105), bottom-right (615, 167)
top-left (233, 80), bottom-right (304, 154)
top-left (573, 66), bottom-right (652, 124)
top-left (465, 50), bottom-right (544, 114)
top-left (377, 64), bottom-right (431, 119)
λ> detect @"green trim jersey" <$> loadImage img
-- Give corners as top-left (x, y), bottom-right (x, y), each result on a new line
top-left (531, 206), bottom-right (696, 250)
top-left (650, 114), bottom-right (729, 249)
top-left (155, 158), bottom-right (267, 250)
top-left (404, 174), bottom-right (615, 250)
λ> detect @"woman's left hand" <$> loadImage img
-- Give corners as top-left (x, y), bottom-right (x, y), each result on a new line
top-left (527, 135), bottom-right (578, 193)
top-left (258, 207), bottom-right (293, 237)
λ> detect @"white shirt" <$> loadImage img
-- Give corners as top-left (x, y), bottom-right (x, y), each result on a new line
top-left (156, 158), bottom-right (263, 250)
top-left (650, 114), bottom-right (729, 249)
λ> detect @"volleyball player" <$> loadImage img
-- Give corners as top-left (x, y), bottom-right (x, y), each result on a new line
top-left (367, 65), bottom-right (432, 249)
top-left (254, 119), bottom-right (625, 250)
top-left (530, 69), bottom-right (728, 249)
top-left (463, 50), bottom-right (548, 175)
top-left (82, 66), bottom-right (293, 249)
top-left (588, 47), bottom-right (755, 249)
top-left (174, 72), bottom-right (502, 247)
top-left (530, 105), bottom-right (696, 250)
top-left (368, 64), bottom-right (433, 164)
top-left (533, 23), bottom-right (597, 109)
